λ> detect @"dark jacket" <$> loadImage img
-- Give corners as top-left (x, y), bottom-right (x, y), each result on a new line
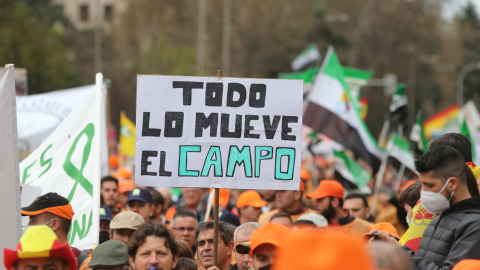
top-left (407, 196), bottom-right (480, 269)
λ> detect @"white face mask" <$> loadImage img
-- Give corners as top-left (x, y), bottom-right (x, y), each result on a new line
top-left (421, 179), bottom-right (454, 214)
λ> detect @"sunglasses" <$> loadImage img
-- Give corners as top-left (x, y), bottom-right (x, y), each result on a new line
top-left (235, 243), bottom-right (251, 254)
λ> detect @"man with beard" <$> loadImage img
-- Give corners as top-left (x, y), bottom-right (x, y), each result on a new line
top-left (128, 222), bottom-right (179, 270)
top-left (259, 190), bottom-right (276, 214)
top-left (258, 182), bottom-right (315, 224)
top-left (195, 221), bottom-right (234, 270)
top-left (307, 180), bottom-right (373, 234)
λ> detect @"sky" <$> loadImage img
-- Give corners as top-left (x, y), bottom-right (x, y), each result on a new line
top-left (444, 0), bottom-right (480, 19)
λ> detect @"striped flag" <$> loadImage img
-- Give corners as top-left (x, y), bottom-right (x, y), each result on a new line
top-left (303, 47), bottom-right (382, 170)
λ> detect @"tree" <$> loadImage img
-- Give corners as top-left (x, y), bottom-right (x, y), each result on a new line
top-left (0, 1), bottom-right (84, 94)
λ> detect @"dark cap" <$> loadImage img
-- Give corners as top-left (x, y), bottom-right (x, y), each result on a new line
top-left (21, 192), bottom-right (74, 220)
top-left (100, 206), bottom-right (113, 221)
top-left (128, 188), bottom-right (152, 204)
top-left (88, 240), bottom-right (128, 268)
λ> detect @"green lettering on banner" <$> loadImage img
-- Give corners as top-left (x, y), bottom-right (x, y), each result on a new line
top-left (63, 123), bottom-right (95, 201)
top-left (39, 144), bottom-right (53, 178)
top-left (227, 146), bottom-right (252, 177)
top-left (22, 160), bottom-right (36, 184)
top-left (201, 146), bottom-right (222, 176)
top-left (255, 146), bottom-right (273, 177)
top-left (275, 148), bottom-right (295, 180)
top-left (179, 146), bottom-right (200, 176)
top-left (67, 210), bottom-right (93, 244)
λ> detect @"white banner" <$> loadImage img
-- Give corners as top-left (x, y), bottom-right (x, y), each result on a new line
top-left (17, 85), bottom-right (109, 176)
top-left (0, 64), bottom-right (22, 262)
top-left (136, 75), bottom-right (303, 190)
top-left (19, 84), bottom-right (103, 249)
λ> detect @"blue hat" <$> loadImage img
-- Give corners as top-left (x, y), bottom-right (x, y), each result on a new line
top-left (219, 209), bottom-right (240, 227)
top-left (100, 205), bottom-right (113, 221)
top-left (127, 188), bottom-right (153, 204)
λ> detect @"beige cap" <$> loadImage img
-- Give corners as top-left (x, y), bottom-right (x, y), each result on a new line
top-left (110, 211), bottom-right (145, 230)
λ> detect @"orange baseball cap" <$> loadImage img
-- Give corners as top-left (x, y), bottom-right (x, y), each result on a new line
top-left (210, 188), bottom-right (231, 206)
top-left (453, 259), bottom-right (480, 270)
top-left (400, 180), bottom-right (417, 193)
top-left (370, 222), bottom-right (399, 238)
top-left (118, 179), bottom-right (136, 194)
top-left (300, 169), bottom-right (311, 180)
top-left (272, 230), bottom-right (375, 270)
top-left (4, 225), bottom-right (77, 270)
top-left (237, 190), bottom-right (267, 208)
top-left (113, 167), bottom-right (132, 180)
top-left (250, 222), bottom-right (291, 255)
top-left (109, 155), bottom-right (119, 169)
top-left (307, 180), bottom-right (344, 200)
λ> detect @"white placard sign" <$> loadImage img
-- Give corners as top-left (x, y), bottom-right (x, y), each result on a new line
top-left (136, 75), bottom-right (303, 190)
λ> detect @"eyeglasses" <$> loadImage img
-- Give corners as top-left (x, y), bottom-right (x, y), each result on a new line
top-left (235, 243), bottom-right (251, 254)
top-left (172, 227), bottom-right (195, 232)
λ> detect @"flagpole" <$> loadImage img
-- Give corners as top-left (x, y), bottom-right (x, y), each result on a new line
top-left (393, 164), bottom-right (406, 193)
top-left (370, 154), bottom-right (388, 216)
top-left (92, 73), bottom-right (103, 249)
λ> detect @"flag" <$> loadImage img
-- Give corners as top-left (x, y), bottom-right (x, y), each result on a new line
top-left (291, 44), bottom-right (320, 71)
top-left (0, 65), bottom-right (22, 260)
top-left (16, 84), bottom-right (110, 177)
top-left (461, 118), bottom-right (476, 162)
top-left (19, 80), bottom-right (104, 249)
top-left (333, 151), bottom-right (371, 188)
top-left (278, 67), bottom-right (319, 83)
top-left (387, 133), bottom-right (416, 173)
top-left (303, 47), bottom-right (382, 170)
top-left (343, 67), bottom-right (373, 101)
top-left (423, 105), bottom-right (460, 139)
top-left (388, 84), bottom-right (409, 137)
top-left (410, 111), bottom-right (428, 158)
top-left (119, 111), bottom-right (136, 157)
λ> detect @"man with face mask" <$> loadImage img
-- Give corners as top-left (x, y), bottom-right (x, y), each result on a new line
top-left (370, 146), bottom-right (480, 269)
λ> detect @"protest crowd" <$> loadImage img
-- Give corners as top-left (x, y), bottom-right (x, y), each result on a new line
top-left (4, 131), bottom-right (480, 270)
top-left (4, 6), bottom-right (480, 269)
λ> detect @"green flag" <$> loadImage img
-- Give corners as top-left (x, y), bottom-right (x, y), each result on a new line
top-left (279, 67), bottom-right (319, 83)
top-left (343, 67), bottom-right (373, 101)
top-left (388, 133), bottom-right (416, 172)
top-left (333, 150), bottom-right (371, 188)
top-left (461, 119), bottom-right (476, 161)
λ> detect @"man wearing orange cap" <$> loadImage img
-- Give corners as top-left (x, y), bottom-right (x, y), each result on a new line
top-left (249, 222), bottom-right (291, 270)
top-left (258, 182), bottom-right (315, 224)
top-left (21, 192), bottom-right (88, 269)
top-left (307, 180), bottom-right (373, 234)
top-left (117, 179), bottom-right (135, 211)
top-left (4, 225), bottom-right (78, 270)
top-left (237, 190), bottom-right (267, 224)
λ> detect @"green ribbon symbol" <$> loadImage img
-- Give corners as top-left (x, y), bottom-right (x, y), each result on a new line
top-left (63, 123), bottom-right (95, 201)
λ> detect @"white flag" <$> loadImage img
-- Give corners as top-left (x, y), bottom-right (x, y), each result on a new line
top-left (19, 77), bottom-right (104, 249)
top-left (0, 64), bottom-right (22, 262)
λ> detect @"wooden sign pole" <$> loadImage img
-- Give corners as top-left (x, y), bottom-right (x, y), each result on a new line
top-left (213, 69), bottom-right (222, 267)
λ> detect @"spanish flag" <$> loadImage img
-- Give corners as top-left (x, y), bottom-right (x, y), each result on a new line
top-left (119, 111), bottom-right (136, 157)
